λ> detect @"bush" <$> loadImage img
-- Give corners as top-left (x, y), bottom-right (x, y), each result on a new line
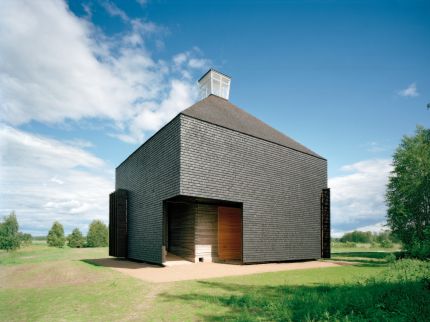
top-left (379, 239), bottom-right (394, 248)
top-left (47, 221), bottom-right (65, 247)
top-left (86, 220), bottom-right (108, 247)
top-left (409, 241), bottom-right (430, 260)
top-left (67, 228), bottom-right (85, 248)
top-left (0, 212), bottom-right (21, 251)
top-left (385, 253), bottom-right (397, 263)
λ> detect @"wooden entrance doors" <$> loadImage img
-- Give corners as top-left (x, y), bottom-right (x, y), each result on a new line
top-left (218, 206), bottom-right (242, 261)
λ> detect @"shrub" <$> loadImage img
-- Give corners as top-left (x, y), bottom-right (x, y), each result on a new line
top-left (409, 241), bottom-right (430, 260)
top-left (67, 228), bottom-right (85, 248)
top-left (86, 220), bottom-right (108, 247)
top-left (380, 239), bottom-right (393, 248)
top-left (47, 221), bottom-right (65, 247)
top-left (0, 212), bottom-right (21, 251)
top-left (385, 253), bottom-right (397, 263)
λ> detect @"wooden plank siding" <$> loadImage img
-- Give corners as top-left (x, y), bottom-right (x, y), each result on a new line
top-left (167, 202), bottom-right (195, 261)
top-left (195, 203), bottom-right (218, 262)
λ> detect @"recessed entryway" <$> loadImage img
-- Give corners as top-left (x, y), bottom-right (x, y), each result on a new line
top-left (163, 196), bottom-right (242, 264)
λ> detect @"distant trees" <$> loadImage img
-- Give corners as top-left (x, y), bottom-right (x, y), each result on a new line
top-left (18, 232), bottom-right (33, 247)
top-left (67, 228), bottom-right (85, 248)
top-left (0, 212), bottom-right (21, 251)
top-left (340, 231), bottom-right (373, 243)
top-left (336, 230), bottom-right (397, 248)
top-left (86, 220), bottom-right (108, 247)
top-left (47, 221), bottom-right (66, 247)
top-left (386, 126), bottom-right (430, 259)
top-left (45, 220), bottom-right (108, 248)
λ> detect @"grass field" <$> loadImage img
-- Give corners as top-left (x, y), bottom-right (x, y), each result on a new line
top-left (1, 243), bottom-right (429, 321)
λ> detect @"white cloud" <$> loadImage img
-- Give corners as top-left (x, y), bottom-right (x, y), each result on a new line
top-left (0, 0), bottom-right (207, 143)
top-left (398, 82), bottom-right (419, 97)
top-left (0, 124), bottom-right (114, 235)
top-left (365, 141), bottom-right (388, 153)
top-left (329, 159), bottom-right (393, 232)
top-left (102, 1), bottom-right (129, 22)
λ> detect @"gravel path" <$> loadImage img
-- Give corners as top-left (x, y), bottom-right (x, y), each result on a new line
top-left (90, 258), bottom-right (340, 283)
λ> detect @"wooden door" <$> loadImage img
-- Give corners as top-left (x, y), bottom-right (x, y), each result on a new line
top-left (218, 206), bottom-right (242, 260)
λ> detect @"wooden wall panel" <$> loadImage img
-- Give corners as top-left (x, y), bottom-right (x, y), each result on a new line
top-left (195, 203), bottom-right (218, 261)
top-left (109, 189), bottom-right (127, 257)
top-left (168, 203), bottom-right (195, 261)
top-left (218, 206), bottom-right (242, 260)
top-left (321, 188), bottom-right (331, 259)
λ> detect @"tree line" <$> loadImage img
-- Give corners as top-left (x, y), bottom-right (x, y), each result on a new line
top-left (334, 230), bottom-right (398, 248)
top-left (47, 220), bottom-right (108, 248)
top-left (0, 212), bottom-right (108, 251)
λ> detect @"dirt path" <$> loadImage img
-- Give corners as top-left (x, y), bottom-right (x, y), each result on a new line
top-left (124, 283), bottom-right (171, 322)
top-left (91, 259), bottom-right (340, 283)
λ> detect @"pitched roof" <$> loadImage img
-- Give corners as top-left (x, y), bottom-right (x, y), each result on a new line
top-left (181, 94), bottom-right (325, 160)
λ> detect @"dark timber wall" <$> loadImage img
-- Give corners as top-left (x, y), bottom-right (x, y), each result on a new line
top-left (321, 188), bottom-right (331, 258)
top-left (179, 115), bottom-right (328, 263)
top-left (116, 117), bottom-right (181, 264)
top-left (109, 189), bottom-right (127, 257)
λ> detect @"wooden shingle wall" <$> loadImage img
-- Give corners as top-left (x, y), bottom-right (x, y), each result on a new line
top-left (180, 115), bottom-right (328, 263)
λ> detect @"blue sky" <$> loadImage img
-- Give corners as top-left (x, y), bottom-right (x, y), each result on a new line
top-left (0, 0), bottom-right (429, 236)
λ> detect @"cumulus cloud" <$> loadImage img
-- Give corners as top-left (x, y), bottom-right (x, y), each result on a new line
top-left (398, 82), bottom-right (419, 97)
top-left (0, 0), bottom-right (208, 143)
top-left (329, 159), bottom-right (393, 234)
top-left (0, 124), bottom-right (113, 235)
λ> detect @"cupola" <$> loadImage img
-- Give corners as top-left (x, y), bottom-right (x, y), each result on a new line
top-left (198, 69), bottom-right (231, 100)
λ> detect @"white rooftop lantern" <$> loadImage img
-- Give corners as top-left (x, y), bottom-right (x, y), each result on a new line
top-left (198, 69), bottom-right (231, 100)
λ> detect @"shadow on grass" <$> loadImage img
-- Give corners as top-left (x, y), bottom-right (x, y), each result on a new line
top-left (159, 279), bottom-right (430, 321)
top-left (81, 258), bottom-right (161, 269)
top-left (329, 251), bottom-right (403, 266)
top-left (331, 252), bottom-right (393, 259)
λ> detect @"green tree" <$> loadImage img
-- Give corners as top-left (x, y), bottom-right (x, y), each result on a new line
top-left (386, 126), bottom-right (430, 258)
top-left (18, 232), bottom-right (32, 246)
top-left (67, 228), bottom-right (85, 248)
top-left (340, 231), bottom-right (373, 243)
top-left (47, 221), bottom-right (65, 247)
top-left (0, 212), bottom-right (21, 251)
top-left (86, 220), bottom-right (108, 247)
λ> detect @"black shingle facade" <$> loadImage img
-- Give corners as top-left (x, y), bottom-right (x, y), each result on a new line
top-left (110, 94), bottom-right (330, 265)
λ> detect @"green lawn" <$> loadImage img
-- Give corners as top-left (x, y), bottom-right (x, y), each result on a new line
top-left (0, 244), bottom-right (429, 321)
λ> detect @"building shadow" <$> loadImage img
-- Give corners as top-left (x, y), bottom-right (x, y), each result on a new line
top-left (81, 258), bottom-right (161, 269)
